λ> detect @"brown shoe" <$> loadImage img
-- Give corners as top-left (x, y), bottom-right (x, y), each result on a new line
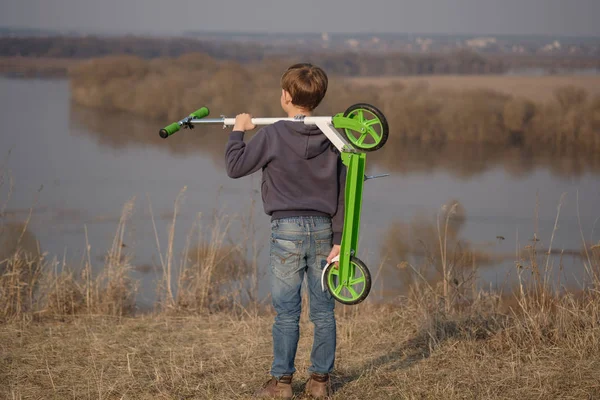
top-left (254, 375), bottom-right (293, 399)
top-left (304, 373), bottom-right (332, 399)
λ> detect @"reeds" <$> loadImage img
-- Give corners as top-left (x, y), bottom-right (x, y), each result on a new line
top-left (1, 164), bottom-right (45, 320)
top-left (10, 199), bottom-right (137, 319)
top-left (1, 180), bottom-right (264, 322)
top-left (0, 241), bottom-right (44, 320)
top-left (150, 188), bottom-right (259, 315)
top-left (378, 193), bottom-right (600, 365)
top-left (381, 199), bottom-right (496, 313)
top-left (0, 196), bottom-right (137, 320)
top-left (68, 54), bottom-right (600, 151)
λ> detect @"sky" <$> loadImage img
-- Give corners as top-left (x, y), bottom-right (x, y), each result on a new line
top-left (1, 0), bottom-right (599, 37)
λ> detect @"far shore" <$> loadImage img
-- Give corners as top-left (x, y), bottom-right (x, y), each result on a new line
top-left (2, 55), bottom-right (599, 94)
top-left (0, 56), bottom-right (78, 78)
top-left (350, 74), bottom-right (600, 102)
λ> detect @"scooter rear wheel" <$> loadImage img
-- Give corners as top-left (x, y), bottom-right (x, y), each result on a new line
top-left (324, 256), bottom-right (371, 305)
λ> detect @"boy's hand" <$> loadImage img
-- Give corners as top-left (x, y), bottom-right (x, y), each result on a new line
top-left (233, 113), bottom-right (255, 132)
top-left (327, 245), bottom-right (341, 267)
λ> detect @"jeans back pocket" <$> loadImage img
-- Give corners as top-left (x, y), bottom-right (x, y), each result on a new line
top-left (270, 237), bottom-right (302, 279)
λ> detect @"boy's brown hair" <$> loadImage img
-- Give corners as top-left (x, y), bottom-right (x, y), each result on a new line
top-left (280, 63), bottom-right (328, 111)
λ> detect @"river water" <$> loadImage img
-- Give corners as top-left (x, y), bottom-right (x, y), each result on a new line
top-left (1, 77), bottom-right (599, 310)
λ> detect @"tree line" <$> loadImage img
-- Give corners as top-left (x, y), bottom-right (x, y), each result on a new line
top-left (0, 36), bottom-right (508, 76)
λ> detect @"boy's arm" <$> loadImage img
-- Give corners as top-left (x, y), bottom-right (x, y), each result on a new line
top-left (331, 158), bottom-right (347, 245)
top-left (225, 127), bottom-right (272, 179)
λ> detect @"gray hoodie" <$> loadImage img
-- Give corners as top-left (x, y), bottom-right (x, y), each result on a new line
top-left (225, 120), bottom-right (346, 244)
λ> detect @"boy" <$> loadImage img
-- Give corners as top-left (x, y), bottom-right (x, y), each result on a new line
top-left (225, 63), bottom-right (345, 399)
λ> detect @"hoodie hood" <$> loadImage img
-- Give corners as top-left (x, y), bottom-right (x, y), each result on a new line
top-left (278, 121), bottom-right (331, 159)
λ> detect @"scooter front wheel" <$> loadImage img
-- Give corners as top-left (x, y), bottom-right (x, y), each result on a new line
top-left (324, 256), bottom-right (372, 305)
top-left (343, 103), bottom-right (389, 151)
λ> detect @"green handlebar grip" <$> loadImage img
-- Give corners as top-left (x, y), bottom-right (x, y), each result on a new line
top-left (189, 107), bottom-right (210, 119)
top-left (159, 122), bottom-right (180, 139)
top-left (159, 107), bottom-right (209, 139)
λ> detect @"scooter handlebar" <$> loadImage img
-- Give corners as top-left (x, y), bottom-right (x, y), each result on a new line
top-left (159, 107), bottom-right (210, 139)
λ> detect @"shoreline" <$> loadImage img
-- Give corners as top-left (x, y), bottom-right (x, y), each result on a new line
top-left (0, 56), bottom-right (78, 78)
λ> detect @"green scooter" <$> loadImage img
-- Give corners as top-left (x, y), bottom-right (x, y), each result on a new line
top-left (160, 103), bottom-right (389, 305)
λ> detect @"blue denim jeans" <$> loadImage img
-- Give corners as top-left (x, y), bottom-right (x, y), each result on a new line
top-left (269, 216), bottom-right (336, 378)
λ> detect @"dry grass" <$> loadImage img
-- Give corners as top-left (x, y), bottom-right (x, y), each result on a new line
top-left (1, 287), bottom-right (599, 399)
top-left (1, 154), bottom-right (136, 320)
top-left (1, 190), bottom-right (257, 321)
top-left (351, 74), bottom-right (600, 102)
top-left (150, 188), bottom-right (258, 315)
top-left (1, 163), bottom-right (45, 320)
top-left (2, 188), bottom-right (600, 398)
top-left (0, 199), bottom-right (137, 321)
top-left (381, 200), bottom-right (498, 306)
top-left (0, 239), bottom-right (44, 319)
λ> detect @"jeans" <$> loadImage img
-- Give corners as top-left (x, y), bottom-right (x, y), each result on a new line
top-left (269, 216), bottom-right (336, 378)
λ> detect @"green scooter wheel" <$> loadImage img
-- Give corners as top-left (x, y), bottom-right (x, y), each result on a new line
top-left (324, 256), bottom-right (372, 305)
top-left (343, 103), bottom-right (389, 151)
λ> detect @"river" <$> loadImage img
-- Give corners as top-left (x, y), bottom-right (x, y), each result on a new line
top-left (1, 77), bottom-right (599, 310)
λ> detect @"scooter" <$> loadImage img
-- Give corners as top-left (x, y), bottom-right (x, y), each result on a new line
top-left (160, 103), bottom-right (389, 305)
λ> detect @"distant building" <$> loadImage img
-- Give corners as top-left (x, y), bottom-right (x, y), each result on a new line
top-left (512, 45), bottom-right (526, 54)
top-left (541, 40), bottom-right (561, 52)
top-left (416, 37), bottom-right (433, 52)
top-left (346, 39), bottom-right (360, 49)
top-left (465, 37), bottom-right (497, 49)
